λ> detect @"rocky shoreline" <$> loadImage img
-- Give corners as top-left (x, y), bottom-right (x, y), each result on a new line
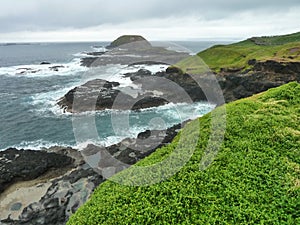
top-left (0, 123), bottom-right (183, 225)
top-left (56, 35), bottom-right (299, 114)
top-left (2, 35), bottom-right (300, 225)
top-left (58, 59), bottom-right (300, 113)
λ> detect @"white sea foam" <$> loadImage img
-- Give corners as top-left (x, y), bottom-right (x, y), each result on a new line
top-left (80, 63), bottom-right (168, 88)
top-left (74, 124), bottom-right (157, 151)
top-left (2, 102), bottom-right (215, 151)
top-left (107, 64), bottom-right (168, 87)
top-left (158, 101), bottom-right (215, 120)
top-left (1, 140), bottom-right (73, 151)
top-left (123, 64), bottom-right (169, 74)
top-left (74, 136), bottom-right (125, 151)
top-left (29, 85), bottom-right (79, 117)
top-left (91, 46), bottom-right (107, 52)
top-left (73, 52), bottom-right (93, 58)
top-left (0, 58), bottom-right (87, 77)
top-left (87, 102), bottom-right (215, 148)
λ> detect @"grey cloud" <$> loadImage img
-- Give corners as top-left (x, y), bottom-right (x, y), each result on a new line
top-left (0, 0), bottom-right (300, 32)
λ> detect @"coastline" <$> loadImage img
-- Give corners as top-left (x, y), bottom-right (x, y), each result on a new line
top-left (1, 33), bottom-right (300, 224)
top-left (0, 123), bottom-right (183, 224)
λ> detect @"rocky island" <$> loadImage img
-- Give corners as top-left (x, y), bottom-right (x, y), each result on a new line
top-left (58, 34), bottom-right (300, 113)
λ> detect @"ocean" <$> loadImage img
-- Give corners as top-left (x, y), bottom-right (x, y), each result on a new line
top-left (0, 41), bottom-right (230, 151)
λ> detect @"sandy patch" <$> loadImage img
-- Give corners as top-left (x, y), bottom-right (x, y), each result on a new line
top-left (0, 181), bottom-right (51, 220)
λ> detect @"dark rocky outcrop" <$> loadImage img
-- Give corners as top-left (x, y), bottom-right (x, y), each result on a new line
top-left (40, 62), bottom-right (51, 65)
top-left (86, 52), bottom-right (106, 56)
top-left (57, 79), bottom-right (121, 112)
top-left (156, 69), bottom-right (208, 102)
top-left (57, 78), bottom-right (170, 113)
top-left (0, 148), bottom-right (74, 194)
top-left (49, 65), bottom-right (64, 72)
top-left (219, 60), bottom-right (300, 102)
top-left (123, 69), bottom-right (152, 81)
top-left (59, 58), bottom-right (300, 113)
top-left (253, 60), bottom-right (300, 74)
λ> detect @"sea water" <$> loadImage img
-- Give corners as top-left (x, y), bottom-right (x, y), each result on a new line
top-left (0, 41), bottom-right (228, 150)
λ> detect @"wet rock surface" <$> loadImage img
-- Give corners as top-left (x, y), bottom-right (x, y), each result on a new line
top-left (57, 66), bottom-right (217, 113)
top-left (0, 148), bottom-right (74, 194)
top-left (57, 78), bottom-right (169, 113)
top-left (59, 58), bottom-right (300, 113)
top-left (57, 79), bottom-right (121, 112)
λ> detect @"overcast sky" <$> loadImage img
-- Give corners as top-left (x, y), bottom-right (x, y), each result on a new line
top-left (1, 0), bottom-right (300, 42)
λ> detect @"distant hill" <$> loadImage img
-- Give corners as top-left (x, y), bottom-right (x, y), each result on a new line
top-left (197, 32), bottom-right (300, 73)
top-left (106, 35), bottom-right (152, 49)
top-left (68, 82), bottom-right (300, 225)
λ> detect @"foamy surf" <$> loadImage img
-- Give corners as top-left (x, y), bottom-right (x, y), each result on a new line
top-left (0, 58), bottom-right (87, 77)
top-left (0, 139), bottom-right (74, 151)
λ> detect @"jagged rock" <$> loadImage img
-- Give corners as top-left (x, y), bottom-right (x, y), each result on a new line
top-left (57, 78), bottom-right (169, 113)
top-left (57, 79), bottom-right (121, 113)
top-left (124, 69), bottom-right (152, 81)
top-left (86, 52), bottom-right (106, 56)
top-left (253, 60), bottom-right (300, 74)
top-left (49, 65), bottom-right (64, 71)
top-left (220, 60), bottom-right (300, 102)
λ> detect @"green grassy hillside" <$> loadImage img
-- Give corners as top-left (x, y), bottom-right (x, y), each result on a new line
top-left (197, 32), bottom-right (300, 73)
top-left (68, 82), bottom-right (300, 225)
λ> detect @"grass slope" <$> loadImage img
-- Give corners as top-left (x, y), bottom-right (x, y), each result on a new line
top-left (197, 32), bottom-right (300, 73)
top-left (68, 82), bottom-right (300, 225)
